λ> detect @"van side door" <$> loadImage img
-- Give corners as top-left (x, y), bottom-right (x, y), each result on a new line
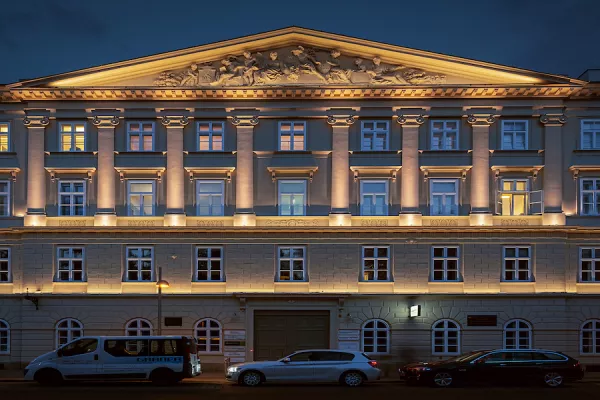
top-left (101, 339), bottom-right (149, 379)
top-left (56, 338), bottom-right (101, 379)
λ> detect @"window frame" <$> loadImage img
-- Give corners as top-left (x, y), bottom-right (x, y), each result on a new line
top-left (277, 246), bottom-right (307, 282)
top-left (499, 179), bottom-right (530, 216)
top-left (432, 319), bottom-right (461, 356)
top-left (429, 179), bottom-right (459, 216)
top-left (127, 121), bottom-right (155, 152)
top-left (580, 119), bottom-right (600, 150)
top-left (503, 319), bottom-right (533, 350)
top-left (126, 180), bottom-right (156, 216)
top-left (59, 122), bottom-right (87, 152)
top-left (55, 318), bottom-right (83, 348)
top-left (360, 179), bottom-right (389, 216)
top-left (0, 180), bottom-right (10, 217)
top-left (196, 180), bottom-right (225, 216)
top-left (58, 180), bottom-right (87, 217)
top-left (579, 247), bottom-right (600, 283)
top-left (430, 246), bottom-right (461, 282)
top-left (580, 177), bottom-right (600, 216)
top-left (581, 319), bottom-right (600, 355)
top-left (278, 179), bottom-right (307, 216)
top-left (194, 246), bottom-right (224, 282)
top-left (502, 246), bottom-right (532, 282)
top-left (361, 120), bottom-right (389, 151)
top-left (0, 319), bottom-right (9, 355)
top-left (0, 247), bottom-right (10, 283)
top-left (430, 120), bottom-right (459, 150)
top-left (56, 247), bottom-right (85, 282)
top-left (501, 120), bottom-right (529, 150)
top-left (361, 319), bottom-right (390, 355)
top-left (125, 246), bottom-right (155, 282)
top-left (194, 318), bottom-right (223, 354)
top-left (278, 121), bottom-right (306, 151)
top-left (0, 122), bottom-right (10, 152)
top-left (361, 246), bottom-right (391, 282)
top-left (125, 318), bottom-right (153, 336)
top-left (196, 121), bottom-right (225, 152)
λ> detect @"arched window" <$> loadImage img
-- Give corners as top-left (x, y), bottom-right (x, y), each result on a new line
top-left (581, 319), bottom-right (600, 354)
top-left (0, 319), bottom-right (9, 354)
top-left (194, 318), bottom-right (222, 353)
top-left (56, 318), bottom-right (83, 348)
top-left (125, 318), bottom-right (153, 336)
top-left (503, 319), bottom-right (532, 349)
top-left (432, 319), bottom-right (460, 355)
top-left (361, 319), bottom-right (390, 354)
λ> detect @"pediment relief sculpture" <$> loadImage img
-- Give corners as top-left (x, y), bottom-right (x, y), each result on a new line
top-left (153, 46), bottom-right (446, 87)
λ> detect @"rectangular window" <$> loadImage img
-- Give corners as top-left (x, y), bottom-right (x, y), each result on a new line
top-left (499, 179), bottom-right (529, 216)
top-left (580, 248), bottom-right (600, 283)
top-left (503, 246), bottom-right (532, 282)
top-left (501, 121), bottom-right (528, 150)
top-left (278, 180), bottom-right (306, 216)
top-left (59, 123), bottom-right (86, 152)
top-left (127, 122), bottom-right (154, 151)
top-left (195, 247), bottom-right (223, 281)
top-left (126, 247), bottom-right (154, 282)
top-left (0, 123), bottom-right (9, 152)
top-left (0, 248), bottom-right (10, 283)
top-left (581, 120), bottom-right (600, 149)
top-left (430, 179), bottom-right (458, 216)
top-left (58, 181), bottom-right (86, 216)
top-left (431, 120), bottom-right (459, 150)
top-left (360, 180), bottom-right (388, 216)
top-left (56, 247), bottom-right (84, 282)
top-left (196, 180), bottom-right (224, 216)
top-left (278, 121), bottom-right (305, 151)
top-left (362, 246), bottom-right (390, 281)
top-left (0, 181), bottom-right (9, 217)
top-left (197, 121), bottom-right (224, 151)
top-left (278, 246), bottom-right (306, 281)
top-left (580, 178), bottom-right (600, 216)
top-left (127, 180), bottom-right (155, 216)
top-left (431, 247), bottom-right (460, 282)
top-left (361, 121), bottom-right (389, 151)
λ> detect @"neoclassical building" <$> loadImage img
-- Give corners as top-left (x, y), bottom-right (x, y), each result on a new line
top-left (0, 27), bottom-right (600, 372)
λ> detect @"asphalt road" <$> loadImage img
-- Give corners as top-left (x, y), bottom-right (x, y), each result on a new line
top-left (3, 381), bottom-right (600, 400)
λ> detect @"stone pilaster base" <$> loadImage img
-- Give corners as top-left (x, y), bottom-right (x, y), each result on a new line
top-left (234, 213), bottom-right (256, 227)
top-left (399, 213), bottom-right (422, 226)
top-left (164, 213), bottom-right (187, 227)
top-left (542, 212), bottom-right (566, 226)
top-left (469, 213), bottom-right (493, 226)
top-left (329, 213), bottom-right (352, 227)
top-left (24, 213), bottom-right (46, 227)
top-left (94, 213), bottom-right (117, 227)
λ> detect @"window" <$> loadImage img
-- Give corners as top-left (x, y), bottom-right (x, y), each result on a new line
top-left (277, 246), bottom-right (306, 281)
top-left (432, 319), bottom-right (460, 355)
top-left (361, 319), bottom-right (390, 354)
top-left (127, 122), bottom-right (154, 151)
top-left (196, 180), bottom-right (224, 216)
top-left (127, 180), bottom-right (155, 216)
top-left (59, 338), bottom-right (97, 357)
top-left (581, 120), bottom-right (600, 149)
top-left (581, 320), bottom-right (600, 354)
top-left (430, 179), bottom-right (458, 216)
top-left (56, 247), bottom-right (84, 282)
top-left (0, 181), bottom-right (10, 216)
top-left (56, 318), bottom-right (83, 348)
top-left (59, 123), bottom-right (86, 152)
top-left (0, 248), bottom-right (10, 283)
top-left (125, 318), bottom-right (153, 336)
top-left (278, 121), bottom-right (305, 151)
top-left (0, 123), bottom-right (9, 151)
top-left (361, 246), bottom-right (390, 281)
top-left (195, 247), bottom-right (223, 281)
top-left (503, 246), bottom-right (532, 282)
top-left (580, 178), bottom-right (600, 216)
top-left (197, 121), bottom-right (224, 151)
top-left (431, 120), bottom-right (459, 150)
top-left (58, 181), bottom-right (86, 216)
top-left (194, 318), bottom-right (222, 353)
top-left (126, 247), bottom-right (154, 282)
top-left (0, 320), bottom-right (9, 354)
top-left (499, 179), bottom-right (529, 216)
top-left (278, 180), bottom-right (306, 216)
top-left (501, 121), bottom-right (528, 150)
top-left (361, 121), bottom-right (389, 151)
top-left (503, 319), bottom-right (532, 350)
top-left (105, 339), bottom-right (182, 357)
top-left (580, 247), bottom-right (600, 282)
top-left (431, 246), bottom-right (460, 282)
top-left (360, 180), bottom-right (388, 216)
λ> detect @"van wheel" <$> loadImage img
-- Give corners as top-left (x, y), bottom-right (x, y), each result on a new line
top-left (150, 368), bottom-right (178, 386)
top-left (34, 369), bottom-right (63, 386)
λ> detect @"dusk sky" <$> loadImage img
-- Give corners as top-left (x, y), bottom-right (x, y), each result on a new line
top-left (1, 0), bottom-right (599, 83)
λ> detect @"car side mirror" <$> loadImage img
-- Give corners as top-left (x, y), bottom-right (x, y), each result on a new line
top-left (282, 357), bottom-right (291, 363)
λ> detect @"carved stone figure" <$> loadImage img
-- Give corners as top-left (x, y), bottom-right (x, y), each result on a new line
top-left (241, 51), bottom-right (260, 86)
top-left (365, 56), bottom-right (408, 85)
top-left (320, 49), bottom-right (351, 83)
top-left (211, 56), bottom-right (244, 86)
top-left (288, 46), bottom-right (327, 82)
top-left (180, 63), bottom-right (200, 86)
top-left (255, 51), bottom-right (286, 84)
top-left (402, 68), bottom-right (446, 84)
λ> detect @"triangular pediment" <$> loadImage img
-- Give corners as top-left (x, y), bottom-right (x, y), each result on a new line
top-left (8, 27), bottom-right (584, 89)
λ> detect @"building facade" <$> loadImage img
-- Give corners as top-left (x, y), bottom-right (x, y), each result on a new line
top-left (1, 27), bottom-right (600, 373)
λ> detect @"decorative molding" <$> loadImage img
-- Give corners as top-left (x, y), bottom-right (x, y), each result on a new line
top-left (467, 114), bottom-right (496, 125)
top-left (58, 220), bottom-right (87, 227)
top-left (161, 115), bottom-right (190, 127)
top-left (196, 220), bottom-right (225, 227)
top-left (327, 114), bottom-right (356, 126)
top-left (429, 219), bottom-right (459, 227)
top-left (540, 114), bottom-right (567, 126)
top-left (22, 115), bottom-right (49, 127)
top-left (263, 219), bottom-right (322, 227)
top-left (91, 115), bottom-right (120, 127)
top-left (498, 218), bottom-right (529, 226)
top-left (360, 219), bottom-right (389, 227)
top-left (396, 114), bottom-right (426, 126)
top-left (10, 171), bottom-right (17, 183)
top-left (231, 116), bottom-right (259, 127)
top-left (127, 220), bottom-right (157, 227)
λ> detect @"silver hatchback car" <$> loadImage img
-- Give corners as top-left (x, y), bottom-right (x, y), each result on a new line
top-left (226, 349), bottom-right (381, 387)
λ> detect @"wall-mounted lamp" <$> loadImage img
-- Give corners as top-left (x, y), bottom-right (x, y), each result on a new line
top-left (24, 288), bottom-right (39, 310)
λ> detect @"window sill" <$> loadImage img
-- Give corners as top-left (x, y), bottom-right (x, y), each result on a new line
top-left (575, 283), bottom-right (600, 294)
top-left (499, 281), bottom-right (535, 293)
top-left (573, 149), bottom-right (600, 153)
top-left (46, 151), bottom-right (97, 155)
top-left (419, 149), bottom-right (469, 154)
top-left (274, 282), bottom-right (309, 293)
top-left (491, 149), bottom-right (543, 154)
top-left (191, 282), bottom-right (226, 294)
top-left (186, 151), bottom-right (233, 155)
top-left (121, 281), bottom-right (158, 294)
top-left (0, 283), bottom-right (13, 294)
top-left (352, 150), bottom-right (399, 154)
top-left (115, 151), bottom-right (164, 155)
top-left (52, 282), bottom-right (87, 294)
top-left (357, 281), bottom-right (394, 293)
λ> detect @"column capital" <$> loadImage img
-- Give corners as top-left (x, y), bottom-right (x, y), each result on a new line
top-left (23, 115), bottom-right (49, 127)
top-left (160, 115), bottom-right (190, 127)
top-left (540, 113), bottom-right (567, 126)
top-left (467, 114), bottom-right (496, 126)
top-left (231, 115), bottom-right (259, 127)
top-left (396, 114), bottom-right (427, 126)
top-left (327, 114), bottom-right (356, 126)
top-left (91, 115), bottom-right (120, 127)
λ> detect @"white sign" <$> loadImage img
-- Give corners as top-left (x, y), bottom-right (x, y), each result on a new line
top-left (338, 341), bottom-right (360, 351)
top-left (224, 330), bottom-right (246, 340)
top-left (224, 346), bottom-right (246, 352)
top-left (338, 329), bottom-right (360, 341)
top-left (410, 305), bottom-right (421, 318)
top-left (224, 351), bottom-right (246, 357)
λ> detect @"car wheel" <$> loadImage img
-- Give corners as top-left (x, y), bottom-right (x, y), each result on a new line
top-left (543, 372), bottom-right (564, 388)
top-left (34, 369), bottom-right (63, 386)
top-left (432, 371), bottom-right (453, 388)
top-left (240, 371), bottom-right (262, 387)
top-left (342, 371), bottom-right (364, 387)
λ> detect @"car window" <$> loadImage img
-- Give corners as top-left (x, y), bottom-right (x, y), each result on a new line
top-left (310, 352), bottom-right (355, 361)
top-left (537, 352), bottom-right (568, 361)
top-left (511, 352), bottom-right (534, 361)
top-left (450, 351), bottom-right (488, 363)
top-left (482, 352), bottom-right (511, 363)
top-left (288, 352), bottom-right (312, 362)
top-left (60, 339), bottom-right (97, 357)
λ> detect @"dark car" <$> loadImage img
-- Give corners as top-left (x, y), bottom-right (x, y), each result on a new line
top-left (399, 349), bottom-right (584, 388)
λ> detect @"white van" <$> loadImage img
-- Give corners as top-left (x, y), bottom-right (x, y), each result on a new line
top-left (24, 336), bottom-right (201, 385)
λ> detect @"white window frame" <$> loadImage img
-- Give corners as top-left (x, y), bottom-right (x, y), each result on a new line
top-left (361, 246), bottom-right (391, 282)
top-left (197, 121), bottom-right (224, 152)
top-left (361, 319), bottom-right (390, 355)
top-left (278, 180), bottom-right (307, 216)
top-left (502, 246), bottom-right (532, 282)
top-left (430, 179), bottom-right (459, 216)
top-left (0, 180), bottom-right (10, 217)
top-left (581, 120), bottom-right (600, 150)
top-left (194, 318), bottom-right (222, 353)
top-left (580, 247), bottom-right (600, 282)
top-left (278, 121), bottom-right (306, 151)
top-left (125, 318), bottom-right (153, 336)
top-left (195, 246), bottom-right (224, 282)
top-left (56, 247), bottom-right (85, 282)
top-left (580, 178), bottom-right (600, 216)
top-left (361, 121), bottom-right (389, 151)
top-left (0, 122), bottom-right (10, 152)
top-left (125, 246), bottom-right (154, 282)
top-left (0, 319), bottom-right (9, 355)
top-left (360, 180), bottom-right (389, 216)
top-left (59, 122), bottom-right (86, 152)
top-left (58, 180), bottom-right (86, 216)
top-left (430, 120), bottom-right (459, 150)
top-left (432, 319), bottom-right (461, 355)
top-left (0, 248), bottom-right (10, 283)
top-left (196, 180), bottom-right (225, 216)
top-left (501, 120), bottom-right (528, 150)
top-left (277, 246), bottom-right (306, 282)
top-left (581, 319), bottom-right (600, 355)
top-left (503, 319), bottom-right (532, 350)
top-left (431, 246), bottom-right (460, 282)
top-left (55, 318), bottom-right (83, 348)
top-left (127, 180), bottom-right (156, 216)
top-left (498, 179), bottom-right (530, 216)
top-left (127, 121), bottom-right (155, 152)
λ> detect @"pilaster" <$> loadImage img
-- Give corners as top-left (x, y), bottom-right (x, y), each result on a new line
top-left (232, 115), bottom-right (259, 227)
top-left (162, 115), bottom-right (190, 227)
top-left (397, 112), bottom-right (426, 226)
top-left (92, 115), bottom-right (120, 226)
top-left (23, 115), bottom-right (49, 227)
top-left (327, 113), bottom-right (355, 227)
top-left (467, 112), bottom-right (496, 226)
top-left (540, 111), bottom-right (567, 226)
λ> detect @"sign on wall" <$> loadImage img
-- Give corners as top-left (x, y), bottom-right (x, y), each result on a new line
top-left (337, 330), bottom-right (360, 341)
top-left (409, 305), bottom-right (421, 318)
top-left (223, 330), bottom-right (247, 363)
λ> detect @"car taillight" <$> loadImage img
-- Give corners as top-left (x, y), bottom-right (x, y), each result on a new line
top-left (368, 360), bottom-right (378, 368)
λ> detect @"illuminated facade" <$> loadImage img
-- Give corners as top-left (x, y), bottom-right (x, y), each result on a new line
top-left (1, 27), bottom-right (600, 372)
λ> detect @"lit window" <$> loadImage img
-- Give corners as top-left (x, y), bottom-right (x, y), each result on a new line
top-left (0, 319), bottom-right (8, 354)
top-left (56, 318), bottom-right (83, 347)
top-left (498, 179), bottom-right (530, 216)
top-left (580, 247), bottom-right (600, 282)
top-left (196, 180), bottom-right (224, 216)
top-left (361, 319), bottom-right (390, 354)
top-left (581, 319), bottom-right (600, 354)
top-left (361, 121), bottom-right (389, 151)
top-left (0, 181), bottom-right (10, 217)
top-left (127, 180), bottom-right (155, 216)
top-left (580, 178), bottom-right (600, 216)
top-left (125, 247), bottom-right (154, 282)
top-left (56, 247), bottom-right (85, 282)
top-left (278, 180), bottom-right (306, 216)
top-left (278, 121), bottom-right (305, 151)
top-left (360, 180), bottom-right (388, 216)
top-left (503, 319), bottom-right (532, 350)
top-left (501, 121), bottom-right (528, 150)
top-left (431, 120), bottom-right (459, 150)
top-left (59, 123), bottom-right (86, 152)
top-left (125, 318), bottom-right (153, 336)
top-left (127, 122), bottom-right (154, 151)
top-left (0, 248), bottom-right (9, 283)
top-left (197, 121), bottom-right (224, 151)
top-left (277, 246), bottom-right (306, 281)
top-left (361, 246), bottom-right (390, 281)
top-left (58, 181), bottom-right (86, 216)
top-left (431, 246), bottom-right (460, 282)
top-left (430, 179), bottom-right (458, 216)
top-left (502, 246), bottom-right (532, 282)
top-left (581, 120), bottom-right (600, 149)
top-left (0, 123), bottom-right (10, 152)
top-left (195, 247), bottom-right (223, 281)
top-left (194, 318), bottom-right (222, 353)
top-left (432, 319), bottom-right (460, 355)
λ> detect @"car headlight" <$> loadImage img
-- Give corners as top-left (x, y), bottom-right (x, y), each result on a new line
top-left (227, 366), bottom-right (239, 373)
